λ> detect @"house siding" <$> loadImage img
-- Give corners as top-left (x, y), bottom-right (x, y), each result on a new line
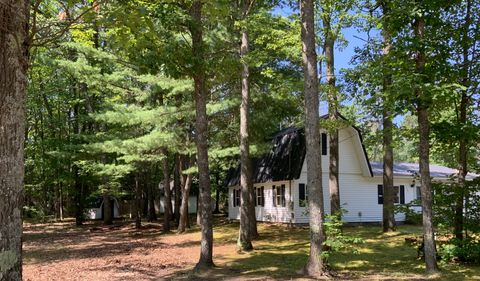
top-left (228, 126), bottom-right (426, 224)
top-left (229, 181), bottom-right (294, 223)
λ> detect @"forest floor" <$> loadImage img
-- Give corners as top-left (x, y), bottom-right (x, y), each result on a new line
top-left (23, 216), bottom-right (480, 280)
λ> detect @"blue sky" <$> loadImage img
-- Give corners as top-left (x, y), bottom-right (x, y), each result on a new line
top-left (271, 5), bottom-right (366, 73)
top-left (271, 5), bottom-right (370, 115)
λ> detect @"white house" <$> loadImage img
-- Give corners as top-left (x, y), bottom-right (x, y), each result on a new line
top-left (226, 114), bottom-right (479, 224)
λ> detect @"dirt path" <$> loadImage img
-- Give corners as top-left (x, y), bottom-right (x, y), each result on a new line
top-left (23, 221), bottom-right (236, 281)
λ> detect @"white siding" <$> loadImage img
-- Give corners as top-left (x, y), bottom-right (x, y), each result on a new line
top-left (229, 181), bottom-right (295, 223)
top-left (228, 127), bottom-right (422, 224)
top-left (159, 196), bottom-right (197, 213)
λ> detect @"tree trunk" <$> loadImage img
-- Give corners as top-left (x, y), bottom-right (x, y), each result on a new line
top-left (196, 194), bottom-right (201, 226)
top-left (300, 0), bottom-right (327, 277)
top-left (178, 173), bottom-right (193, 233)
top-left (73, 102), bottom-right (84, 226)
top-left (59, 182), bottom-right (64, 221)
top-left (0, 0), bottom-right (29, 279)
top-left (148, 181), bottom-right (157, 222)
top-left (323, 18), bottom-right (340, 218)
top-left (454, 0), bottom-right (471, 240)
top-left (103, 194), bottom-right (113, 225)
top-left (238, 0), bottom-right (257, 252)
top-left (135, 175), bottom-right (142, 229)
top-left (382, 110), bottom-right (396, 232)
top-left (174, 154), bottom-right (181, 225)
top-left (214, 181), bottom-right (220, 214)
top-left (381, 1), bottom-right (396, 232)
top-left (189, 0), bottom-right (214, 271)
top-left (162, 150), bottom-right (172, 232)
top-left (414, 15), bottom-right (439, 274)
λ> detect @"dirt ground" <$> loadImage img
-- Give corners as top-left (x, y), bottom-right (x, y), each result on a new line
top-left (23, 219), bottom-right (239, 281)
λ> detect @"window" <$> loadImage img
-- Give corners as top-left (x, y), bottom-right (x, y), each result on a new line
top-left (378, 185), bottom-right (405, 205)
top-left (416, 186), bottom-right (422, 201)
top-left (273, 185), bottom-right (286, 207)
top-left (415, 186), bottom-right (422, 204)
top-left (400, 185), bottom-right (405, 204)
top-left (321, 133), bottom-right (327, 155)
top-left (299, 183), bottom-right (308, 207)
top-left (256, 186), bottom-right (264, 207)
top-left (393, 186), bottom-right (399, 204)
top-left (233, 189), bottom-right (241, 207)
top-left (377, 185), bottom-right (383, 204)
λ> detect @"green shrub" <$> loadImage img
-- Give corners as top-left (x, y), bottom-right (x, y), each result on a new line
top-left (322, 210), bottom-right (364, 261)
top-left (438, 239), bottom-right (480, 264)
top-left (23, 206), bottom-right (47, 221)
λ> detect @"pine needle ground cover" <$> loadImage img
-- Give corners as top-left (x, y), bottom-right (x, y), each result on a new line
top-left (23, 218), bottom-right (480, 280)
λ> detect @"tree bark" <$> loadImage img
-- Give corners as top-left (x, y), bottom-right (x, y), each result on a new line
top-left (189, 0), bottom-right (214, 271)
top-left (0, 1), bottom-right (29, 279)
top-left (381, 1), bottom-right (396, 232)
top-left (300, 0), bottom-right (327, 277)
top-left (174, 154), bottom-right (181, 225)
top-left (162, 150), bottom-right (172, 232)
top-left (135, 174), bottom-right (142, 229)
top-left (148, 180), bottom-right (157, 222)
top-left (454, 0), bottom-right (471, 240)
top-left (103, 194), bottom-right (113, 225)
top-left (238, 0), bottom-right (257, 252)
top-left (323, 15), bottom-right (340, 218)
top-left (73, 103), bottom-right (84, 226)
top-left (414, 15), bottom-right (439, 274)
top-left (178, 172), bottom-right (193, 233)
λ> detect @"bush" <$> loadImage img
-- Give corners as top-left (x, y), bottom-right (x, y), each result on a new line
top-left (322, 211), bottom-right (364, 261)
top-left (438, 239), bottom-right (480, 264)
top-left (23, 205), bottom-right (48, 222)
top-left (395, 202), bottom-right (421, 225)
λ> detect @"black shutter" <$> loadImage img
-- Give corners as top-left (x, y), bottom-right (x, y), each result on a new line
top-left (254, 188), bottom-right (257, 206)
top-left (400, 185), bottom-right (405, 204)
top-left (281, 184), bottom-right (286, 207)
top-left (378, 185), bottom-right (384, 204)
top-left (299, 183), bottom-right (305, 201)
top-left (261, 187), bottom-right (265, 206)
top-left (272, 185), bottom-right (276, 207)
top-left (321, 133), bottom-right (327, 155)
top-left (233, 189), bottom-right (236, 207)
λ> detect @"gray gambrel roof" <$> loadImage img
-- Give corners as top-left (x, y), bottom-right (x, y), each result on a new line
top-left (370, 161), bottom-right (480, 180)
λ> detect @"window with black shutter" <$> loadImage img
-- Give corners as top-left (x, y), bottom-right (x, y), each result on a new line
top-left (272, 185), bottom-right (276, 207)
top-left (258, 186), bottom-right (264, 206)
top-left (234, 189), bottom-right (241, 207)
top-left (416, 186), bottom-right (421, 201)
top-left (321, 133), bottom-right (327, 155)
top-left (378, 185), bottom-right (405, 205)
top-left (281, 184), bottom-right (286, 207)
top-left (393, 186), bottom-right (399, 203)
top-left (378, 184), bottom-right (384, 204)
top-left (299, 183), bottom-right (308, 207)
top-left (400, 185), bottom-right (405, 204)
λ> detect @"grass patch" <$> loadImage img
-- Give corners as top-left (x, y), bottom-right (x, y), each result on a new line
top-left (214, 221), bottom-right (480, 280)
